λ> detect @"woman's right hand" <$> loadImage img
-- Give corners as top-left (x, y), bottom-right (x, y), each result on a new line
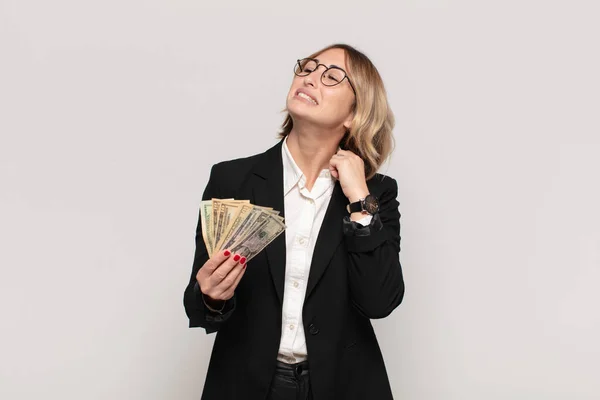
top-left (196, 250), bottom-right (247, 305)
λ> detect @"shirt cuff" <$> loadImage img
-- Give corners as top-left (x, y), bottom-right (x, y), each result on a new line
top-left (343, 212), bottom-right (382, 237)
top-left (194, 281), bottom-right (226, 314)
top-left (354, 214), bottom-right (373, 226)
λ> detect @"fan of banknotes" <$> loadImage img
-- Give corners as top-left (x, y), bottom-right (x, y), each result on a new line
top-left (200, 199), bottom-right (286, 262)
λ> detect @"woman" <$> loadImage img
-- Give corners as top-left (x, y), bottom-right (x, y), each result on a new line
top-left (184, 43), bottom-right (404, 400)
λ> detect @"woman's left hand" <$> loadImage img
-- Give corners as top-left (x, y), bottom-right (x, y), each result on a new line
top-left (329, 149), bottom-right (370, 202)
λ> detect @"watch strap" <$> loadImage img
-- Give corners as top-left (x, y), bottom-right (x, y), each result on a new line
top-left (347, 200), bottom-right (364, 214)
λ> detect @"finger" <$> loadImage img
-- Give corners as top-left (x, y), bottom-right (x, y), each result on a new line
top-left (197, 249), bottom-right (231, 288)
top-left (329, 165), bottom-right (339, 180)
top-left (329, 156), bottom-right (342, 168)
top-left (337, 150), bottom-right (363, 163)
top-left (218, 259), bottom-right (247, 295)
top-left (202, 249), bottom-right (232, 274)
top-left (329, 157), bottom-right (349, 174)
top-left (222, 267), bottom-right (247, 299)
top-left (209, 253), bottom-right (242, 285)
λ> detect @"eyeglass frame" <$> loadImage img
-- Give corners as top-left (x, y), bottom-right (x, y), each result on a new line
top-left (294, 58), bottom-right (356, 95)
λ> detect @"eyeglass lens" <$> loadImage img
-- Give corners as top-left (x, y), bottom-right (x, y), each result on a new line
top-left (295, 59), bottom-right (346, 87)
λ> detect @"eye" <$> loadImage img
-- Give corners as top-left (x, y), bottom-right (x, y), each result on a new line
top-left (326, 72), bottom-right (340, 82)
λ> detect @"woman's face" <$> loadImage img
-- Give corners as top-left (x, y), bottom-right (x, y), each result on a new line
top-left (286, 48), bottom-right (356, 133)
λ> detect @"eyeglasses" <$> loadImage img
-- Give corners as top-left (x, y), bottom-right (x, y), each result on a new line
top-left (294, 58), bottom-right (356, 95)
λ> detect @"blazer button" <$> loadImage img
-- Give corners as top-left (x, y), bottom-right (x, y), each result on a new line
top-left (308, 324), bottom-right (319, 335)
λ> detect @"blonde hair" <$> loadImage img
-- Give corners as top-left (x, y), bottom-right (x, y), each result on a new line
top-left (279, 44), bottom-right (395, 180)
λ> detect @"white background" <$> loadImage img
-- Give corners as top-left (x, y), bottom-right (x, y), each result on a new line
top-left (1, 0), bottom-right (599, 399)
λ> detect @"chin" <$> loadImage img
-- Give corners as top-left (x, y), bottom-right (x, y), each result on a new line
top-left (286, 100), bottom-right (311, 118)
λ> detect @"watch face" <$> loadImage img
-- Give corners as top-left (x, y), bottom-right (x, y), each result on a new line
top-left (364, 195), bottom-right (379, 214)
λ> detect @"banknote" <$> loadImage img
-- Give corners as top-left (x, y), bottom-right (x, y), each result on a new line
top-left (200, 198), bottom-right (286, 260)
top-left (212, 198), bottom-right (236, 252)
top-left (229, 214), bottom-right (286, 262)
top-left (219, 207), bottom-right (265, 252)
top-left (236, 209), bottom-right (271, 244)
top-left (200, 200), bottom-right (214, 254)
top-left (211, 199), bottom-right (230, 244)
top-left (213, 203), bottom-right (249, 252)
top-left (213, 200), bottom-right (250, 255)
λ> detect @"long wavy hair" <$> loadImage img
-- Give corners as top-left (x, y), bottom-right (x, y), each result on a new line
top-left (279, 44), bottom-right (395, 180)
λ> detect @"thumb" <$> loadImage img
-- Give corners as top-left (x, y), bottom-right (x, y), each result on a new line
top-left (203, 249), bottom-right (232, 274)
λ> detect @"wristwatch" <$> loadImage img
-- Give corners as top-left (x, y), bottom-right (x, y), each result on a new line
top-left (346, 194), bottom-right (379, 215)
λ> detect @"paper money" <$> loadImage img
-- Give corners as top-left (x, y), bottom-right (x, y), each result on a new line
top-left (229, 214), bottom-right (285, 262)
top-left (214, 202), bottom-right (253, 253)
top-left (211, 198), bottom-right (233, 248)
top-left (219, 207), bottom-right (266, 252)
top-left (199, 198), bottom-right (286, 260)
top-left (200, 200), bottom-right (214, 254)
top-left (236, 209), bottom-right (272, 244)
top-left (218, 201), bottom-right (247, 244)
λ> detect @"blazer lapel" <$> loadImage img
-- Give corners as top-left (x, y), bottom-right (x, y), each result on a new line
top-left (305, 182), bottom-right (346, 300)
top-left (251, 139), bottom-right (286, 304)
top-left (249, 139), bottom-right (348, 303)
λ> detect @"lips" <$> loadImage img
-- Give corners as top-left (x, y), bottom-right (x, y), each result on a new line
top-left (295, 89), bottom-right (318, 105)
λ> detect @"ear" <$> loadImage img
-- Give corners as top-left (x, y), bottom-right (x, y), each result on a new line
top-left (343, 111), bottom-right (354, 131)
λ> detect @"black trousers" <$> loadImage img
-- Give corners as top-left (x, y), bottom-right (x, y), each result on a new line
top-left (266, 360), bottom-right (313, 400)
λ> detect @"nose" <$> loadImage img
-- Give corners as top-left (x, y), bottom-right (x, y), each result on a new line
top-left (302, 63), bottom-right (326, 88)
top-left (303, 73), bottom-right (317, 88)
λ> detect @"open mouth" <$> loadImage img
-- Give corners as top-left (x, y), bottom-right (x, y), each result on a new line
top-left (296, 90), bottom-right (318, 105)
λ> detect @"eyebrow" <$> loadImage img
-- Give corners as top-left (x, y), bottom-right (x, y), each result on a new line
top-left (311, 59), bottom-right (344, 70)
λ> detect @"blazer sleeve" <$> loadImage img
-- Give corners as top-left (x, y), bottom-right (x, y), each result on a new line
top-left (183, 164), bottom-right (236, 334)
top-left (344, 176), bottom-right (405, 319)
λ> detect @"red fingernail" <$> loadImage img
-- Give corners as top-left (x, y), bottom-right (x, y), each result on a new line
top-left (240, 257), bottom-right (246, 265)
top-left (233, 254), bottom-right (240, 262)
top-left (243, 263), bottom-right (247, 269)
top-left (223, 250), bottom-right (231, 257)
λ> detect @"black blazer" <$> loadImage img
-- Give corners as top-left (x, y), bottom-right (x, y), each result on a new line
top-left (184, 139), bottom-right (404, 400)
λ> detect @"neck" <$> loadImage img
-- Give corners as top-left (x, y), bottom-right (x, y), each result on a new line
top-left (286, 122), bottom-right (345, 190)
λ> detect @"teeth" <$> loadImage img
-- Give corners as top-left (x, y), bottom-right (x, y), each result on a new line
top-left (298, 92), bottom-right (317, 105)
